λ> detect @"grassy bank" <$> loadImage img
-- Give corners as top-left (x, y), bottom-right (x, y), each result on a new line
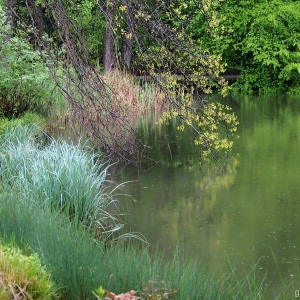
top-left (0, 122), bottom-right (285, 299)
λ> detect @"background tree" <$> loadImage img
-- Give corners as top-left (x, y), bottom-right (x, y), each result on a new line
top-left (103, 1), bottom-right (114, 71)
top-left (121, 0), bottom-right (134, 68)
top-left (237, 1), bottom-right (300, 94)
top-left (2, 0), bottom-right (15, 40)
top-left (215, 0), bottom-right (300, 93)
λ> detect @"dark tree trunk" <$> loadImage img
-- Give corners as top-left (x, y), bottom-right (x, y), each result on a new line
top-left (122, 3), bottom-right (134, 68)
top-left (4, 0), bottom-right (16, 40)
top-left (122, 34), bottom-right (132, 68)
top-left (26, 0), bottom-right (50, 48)
top-left (27, 0), bottom-right (46, 35)
top-left (103, 4), bottom-right (114, 72)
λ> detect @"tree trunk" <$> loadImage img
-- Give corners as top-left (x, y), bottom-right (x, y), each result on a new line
top-left (122, 3), bottom-right (134, 68)
top-left (27, 0), bottom-right (46, 35)
top-left (103, 4), bottom-right (114, 72)
top-left (4, 0), bottom-right (16, 40)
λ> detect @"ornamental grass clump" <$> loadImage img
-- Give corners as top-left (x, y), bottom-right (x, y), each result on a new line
top-left (0, 123), bottom-right (122, 237)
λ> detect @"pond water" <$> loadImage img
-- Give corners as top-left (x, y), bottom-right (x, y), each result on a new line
top-left (113, 94), bottom-right (300, 297)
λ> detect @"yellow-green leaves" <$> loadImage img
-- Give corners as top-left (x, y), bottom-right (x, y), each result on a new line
top-left (0, 242), bottom-right (58, 299)
top-left (157, 77), bottom-right (238, 158)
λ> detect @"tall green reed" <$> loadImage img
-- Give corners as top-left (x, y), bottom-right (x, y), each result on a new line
top-left (46, 81), bottom-right (70, 130)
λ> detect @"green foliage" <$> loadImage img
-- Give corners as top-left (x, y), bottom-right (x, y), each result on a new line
top-left (93, 285), bottom-right (106, 299)
top-left (162, 0), bottom-right (227, 55)
top-left (234, 1), bottom-right (300, 93)
top-left (233, 65), bottom-right (287, 94)
top-left (0, 118), bottom-right (9, 135)
top-left (0, 5), bottom-right (52, 118)
top-left (216, 0), bottom-right (300, 94)
top-left (0, 112), bottom-right (46, 134)
top-left (0, 240), bottom-right (58, 299)
top-left (17, 111), bottom-right (47, 127)
top-left (217, 0), bottom-right (262, 68)
top-left (64, 0), bottom-right (106, 66)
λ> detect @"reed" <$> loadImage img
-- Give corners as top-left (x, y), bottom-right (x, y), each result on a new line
top-left (102, 70), bottom-right (166, 113)
top-left (46, 81), bottom-right (70, 131)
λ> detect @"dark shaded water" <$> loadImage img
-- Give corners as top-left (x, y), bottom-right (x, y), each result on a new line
top-left (114, 94), bottom-right (300, 297)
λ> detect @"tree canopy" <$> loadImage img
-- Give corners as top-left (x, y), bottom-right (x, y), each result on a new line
top-left (217, 0), bottom-right (300, 94)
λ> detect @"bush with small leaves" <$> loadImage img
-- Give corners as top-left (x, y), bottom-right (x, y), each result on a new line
top-left (0, 242), bottom-right (59, 299)
top-left (0, 5), bottom-right (52, 118)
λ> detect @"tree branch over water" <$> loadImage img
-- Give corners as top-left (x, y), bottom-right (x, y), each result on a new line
top-left (10, 0), bottom-right (238, 162)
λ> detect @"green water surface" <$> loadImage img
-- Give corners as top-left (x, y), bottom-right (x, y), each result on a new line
top-left (114, 94), bottom-right (300, 297)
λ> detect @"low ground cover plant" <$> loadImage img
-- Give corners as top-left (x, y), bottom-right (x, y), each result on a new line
top-left (0, 241), bottom-right (58, 299)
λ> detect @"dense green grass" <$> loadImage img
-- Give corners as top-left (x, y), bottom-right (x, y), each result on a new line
top-left (0, 123), bottom-right (286, 299)
top-left (0, 195), bottom-right (280, 300)
top-left (0, 187), bottom-right (105, 299)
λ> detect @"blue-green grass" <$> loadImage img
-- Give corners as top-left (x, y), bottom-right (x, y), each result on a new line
top-left (0, 123), bottom-right (121, 235)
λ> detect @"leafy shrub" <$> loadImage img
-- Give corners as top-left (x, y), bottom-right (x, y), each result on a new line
top-left (0, 241), bottom-right (58, 299)
top-left (0, 5), bottom-right (52, 118)
top-left (232, 2), bottom-right (300, 94)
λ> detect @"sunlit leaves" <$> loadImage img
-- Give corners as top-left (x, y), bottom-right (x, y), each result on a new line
top-left (158, 88), bottom-right (238, 157)
top-left (124, 0), bottom-right (239, 158)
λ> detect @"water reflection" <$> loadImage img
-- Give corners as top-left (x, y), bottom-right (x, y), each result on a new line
top-left (113, 94), bottom-right (300, 297)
